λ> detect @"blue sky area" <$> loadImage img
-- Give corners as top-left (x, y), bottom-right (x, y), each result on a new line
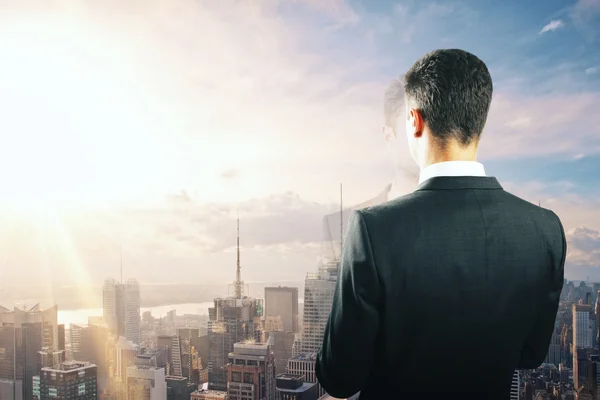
top-left (279, 0), bottom-right (600, 203)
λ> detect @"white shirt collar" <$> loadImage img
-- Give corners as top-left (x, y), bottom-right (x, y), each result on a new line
top-left (418, 161), bottom-right (486, 185)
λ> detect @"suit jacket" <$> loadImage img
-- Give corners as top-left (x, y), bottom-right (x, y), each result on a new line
top-left (316, 176), bottom-right (566, 399)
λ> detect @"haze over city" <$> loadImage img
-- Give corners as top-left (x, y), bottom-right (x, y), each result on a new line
top-left (0, 0), bottom-right (599, 307)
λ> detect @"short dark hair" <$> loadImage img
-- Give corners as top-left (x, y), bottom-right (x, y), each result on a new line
top-left (384, 49), bottom-right (493, 146)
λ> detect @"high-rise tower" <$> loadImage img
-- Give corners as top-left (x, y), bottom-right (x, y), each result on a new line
top-left (207, 216), bottom-right (263, 391)
top-left (103, 278), bottom-right (141, 345)
top-left (233, 212), bottom-right (244, 299)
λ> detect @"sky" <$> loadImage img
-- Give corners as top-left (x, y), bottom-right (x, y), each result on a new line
top-left (0, 0), bottom-right (599, 301)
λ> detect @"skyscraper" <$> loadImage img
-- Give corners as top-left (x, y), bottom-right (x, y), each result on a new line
top-left (292, 262), bottom-right (338, 357)
top-left (226, 342), bottom-right (276, 400)
top-left (127, 365), bottom-right (167, 400)
top-left (264, 287), bottom-right (299, 334)
top-left (69, 324), bottom-right (110, 393)
top-left (0, 305), bottom-right (61, 400)
top-left (574, 304), bottom-right (594, 388)
top-left (38, 361), bottom-right (97, 400)
top-left (544, 323), bottom-right (562, 367)
top-left (207, 216), bottom-right (263, 391)
top-left (103, 278), bottom-right (141, 345)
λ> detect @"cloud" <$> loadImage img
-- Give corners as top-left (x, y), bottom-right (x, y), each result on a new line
top-left (481, 93), bottom-right (600, 160)
top-left (566, 227), bottom-right (600, 267)
top-left (0, 0), bottom-right (598, 207)
top-left (220, 169), bottom-right (240, 180)
top-left (293, 0), bottom-right (360, 29)
top-left (0, 192), bottom-right (339, 286)
top-left (0, 0), bottom-right (598, 287)
top-left (569, 0), bottom-right (600, 40)
top-left (539, 20), bottom-right (565, 34)
top-left (586, 67), bottom-right (598, 74)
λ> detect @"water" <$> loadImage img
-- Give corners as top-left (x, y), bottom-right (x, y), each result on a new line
top-left (58, 302), bottom-right (214, 326)
top-left (58, 298), bottom-right (305, 326)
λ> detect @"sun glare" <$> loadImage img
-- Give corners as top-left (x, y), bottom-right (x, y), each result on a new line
top-left (0, 18), bottom-right (188, 211)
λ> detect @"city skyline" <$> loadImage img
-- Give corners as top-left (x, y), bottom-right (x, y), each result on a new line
top-left (0, 0), bottom-right (599, 294)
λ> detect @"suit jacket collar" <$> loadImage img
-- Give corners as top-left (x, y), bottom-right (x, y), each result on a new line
top-left (415, 176), bottom-right (503, 191)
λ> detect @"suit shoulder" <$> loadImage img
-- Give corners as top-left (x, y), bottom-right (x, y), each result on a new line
top-left (500, 190), bottom-right (560, 221)
top-left (356, 191), bottom-right (423, 220)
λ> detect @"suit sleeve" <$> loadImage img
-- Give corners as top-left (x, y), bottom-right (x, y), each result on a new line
top-left (517, 211), bottom-right (566, 369)
top-left (316, 210), bottom-right (381, 398)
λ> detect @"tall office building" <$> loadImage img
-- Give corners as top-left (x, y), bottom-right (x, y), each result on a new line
top-left (292, 262), bottom-right (338, 357)
top-left (286, 354), bottom-right (324, 398)
top-left (208, 217), bottom-right (263, 391)
top-left (70, 324), bottom-right (110, 393)
top-left (178, 328), bottom-right (202, 384)
top-left (103, 278), bottom-right (141, 345)
top-left (38, 361), bottom-right (97, 400)
top-left (191, 388), bottom-right (228, 399)
top-left (544, 324), bottom-right (562, 367)
top-left (127, 365), bottom-right (167, 400)
top-left (264, 287), bottom-right (299, 334)
top-left (0, 305), bottom-right (62, 400)
top-left (0, 305), bottom-right (61, 350)
top-left (226, 342), bottom-right (276, 400)
top-left (594, 290), bottom-right (600, 347)
top-left (38, 347), bottom-right (65, 369)
top-left (115, 336), bottom-right (139, 380)
top-left (267, 331), bottom-right (296, 375)
top-left (587, 354), bottom-right (600, 395)
top-left (574, 304), bottom-right (595, 389)
top-left (509, 370), bottom-right (520, 400)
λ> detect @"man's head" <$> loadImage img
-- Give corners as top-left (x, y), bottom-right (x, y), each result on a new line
top-left (384, 49), bottom-right (493, 168)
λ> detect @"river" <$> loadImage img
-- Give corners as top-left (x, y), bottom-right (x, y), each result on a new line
top-left (58, 300), bottom-right (304, 326)
top-left (58, 302), bottom-right (214, 326)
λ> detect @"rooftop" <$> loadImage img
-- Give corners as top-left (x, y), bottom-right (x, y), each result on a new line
top-left (291, 353), bottom-right (317, 361)
top-left (166, 376), bottom-right (188, 381)
top-left (277, 373), bottom-right (304, 381)
top-left (43, 361), bottom-right (95, 373)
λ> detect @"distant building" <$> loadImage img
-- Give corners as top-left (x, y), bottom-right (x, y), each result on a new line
top-left (103, 278), bottom-right (141, 345)
top-left (115, 336), bottom-right (139, 381)
top-left (574, 304), bottom-right (595, 389)
top-left (276, 374), bottom-right (318, 400)
top-left (0, 304), bottom-right (62, 400)
top-left (70, 324), bottom-right (110, 392)
top-left (293, 263), bottom-right (337, 357)
top-left (38, 347), bottom-right (65, 369)
top-left (39, 361), bottom-right (97, 400)
top-left (267, 331), bottom-right (296, 375)
top-left (264, 287), bottom-right (299, 333)
top-left (587, 354), bottom-right (600, 395)
top-left (208, 217), bottom-right (263, 392)
top-left (136, 347), bottom-right (169, 369)
top-left (226, 341), bottom-right (276, 399)
top-left (127, 365), bottom-right (167, 400)
top-left (544, 325), bottom-right (562, 367)
top-left (191, 388), bottom-right (228, 399)
top-left (166, 375), bottom-right (196, 400)
top-left (286, 353), bottom-right (324, 398)
top-left (510, 370), bottom-right (520, 400)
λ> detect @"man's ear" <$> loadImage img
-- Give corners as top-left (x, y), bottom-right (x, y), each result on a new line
top-left (407, 108), bottom-right (424, 138)
top-left (383, 126), bottom-right (395, 142)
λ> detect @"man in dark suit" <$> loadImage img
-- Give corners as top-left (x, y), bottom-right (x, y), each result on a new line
top-left (315, 49), bottom-right (566, 399)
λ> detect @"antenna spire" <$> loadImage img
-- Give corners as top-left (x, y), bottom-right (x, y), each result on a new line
top-left (234, 210), bottom-right (244, 298)
top-left (120, 245), bottom-right (123, 284)
top-left (340, 183), bottom-right (343, 260)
